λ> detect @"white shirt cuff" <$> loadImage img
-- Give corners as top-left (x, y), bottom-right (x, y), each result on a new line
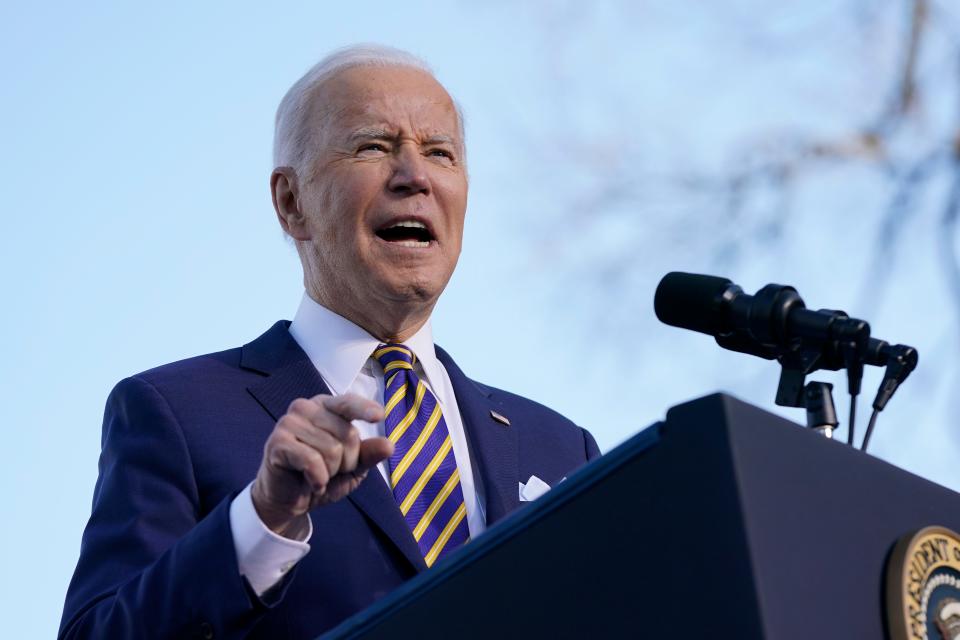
top-left (229, 482), bottom-right (312, 596)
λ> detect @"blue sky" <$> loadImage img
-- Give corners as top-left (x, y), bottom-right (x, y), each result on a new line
top-left (3, 1), bottom-right (958, 635)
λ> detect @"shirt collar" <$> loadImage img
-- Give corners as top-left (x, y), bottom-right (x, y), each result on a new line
top-left (288, 291), bottom-right (442, 394)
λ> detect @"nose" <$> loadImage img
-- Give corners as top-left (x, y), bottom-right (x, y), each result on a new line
top-left (387, 144), bottom-right (430, 195)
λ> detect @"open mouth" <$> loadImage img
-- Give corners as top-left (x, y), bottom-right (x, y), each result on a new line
top-left (375, 220), bottom-right (435, 247)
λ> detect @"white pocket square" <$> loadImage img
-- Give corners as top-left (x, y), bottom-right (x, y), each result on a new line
top-left (518, 475), bottom-right (551, 502)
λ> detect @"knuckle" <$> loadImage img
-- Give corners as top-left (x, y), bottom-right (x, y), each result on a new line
top-left (274, 416), bottom-right (297, 435)
top-left (266, 446), bottom-right (286, 467)
top-left (311, 393), bottom-right (334, 407)
top-left (288, 397), bottom-right (314, 415)
top-left (308, 454), bottom-right (328, 476)
top-left (327, 441), bottom-right (344, 459)
top-left (269, 431), bottom-right (295, 453)
top-left (347, 426), bottom-right (361, 445)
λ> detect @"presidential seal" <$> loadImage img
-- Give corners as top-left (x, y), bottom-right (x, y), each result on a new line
top-left (886, 526), bottom-right (960, 640)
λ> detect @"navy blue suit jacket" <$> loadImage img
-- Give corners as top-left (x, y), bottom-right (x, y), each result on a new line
top-left (60, 321), bottom-right (600, 639)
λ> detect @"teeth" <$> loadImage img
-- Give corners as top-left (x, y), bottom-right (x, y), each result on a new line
top-left (395, 240), bottom-right (430, 248)
top-left (387, 220), bottom-right (426, 229)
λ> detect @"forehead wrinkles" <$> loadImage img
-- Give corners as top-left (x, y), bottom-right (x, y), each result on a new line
top-left (330, 99), bottom-right (458, 144)
top-left (310, 72), bottom-right (459, 143)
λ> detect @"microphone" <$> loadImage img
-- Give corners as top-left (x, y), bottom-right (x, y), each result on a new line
top-left (653, 272), bottom-right (741, 337)
top-left (871, 344), bottom-right (918, 412)
top-left (653, 272), bottom-right (870, 354)
top-left (654, 271), bottom-right (919, 451)
top-left (860, 344), bottom-right (919, 452)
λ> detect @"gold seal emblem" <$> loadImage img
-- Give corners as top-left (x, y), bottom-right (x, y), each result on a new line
top-left (886, 526), bottom-right (960, 640)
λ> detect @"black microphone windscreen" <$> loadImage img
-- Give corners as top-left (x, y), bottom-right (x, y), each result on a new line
top-left (654, 272), bottom-right (734, 336)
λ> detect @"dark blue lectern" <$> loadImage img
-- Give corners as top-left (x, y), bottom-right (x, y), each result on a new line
top-left (319, 394), bottom-right (960, 639)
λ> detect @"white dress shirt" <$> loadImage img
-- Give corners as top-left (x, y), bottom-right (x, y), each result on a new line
top-left (229, 293), bottom-right (487, 595)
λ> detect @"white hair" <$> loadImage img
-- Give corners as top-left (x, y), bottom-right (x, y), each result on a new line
top-left (273, 44), bottom-right (465, 171)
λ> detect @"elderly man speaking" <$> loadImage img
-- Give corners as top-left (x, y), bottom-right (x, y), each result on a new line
top-left (60, 45), bottom-right (599, 639)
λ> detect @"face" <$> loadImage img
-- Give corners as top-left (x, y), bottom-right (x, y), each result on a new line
top-left (276, 65), bottom-right (468, 339)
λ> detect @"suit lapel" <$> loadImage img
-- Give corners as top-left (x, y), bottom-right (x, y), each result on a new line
top-left (347, 474), bottom-right (427, 571)
top-left (436, 346), bottom-right (520, 526)
top-left (242, 321), bottom-right (427, 573)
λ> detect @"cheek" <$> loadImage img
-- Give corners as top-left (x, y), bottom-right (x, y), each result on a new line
top-left (329, 172), bottom-right (383, 225)
top-left (438, 177), bottom-right (468, 228)
top-left (311, 182), bottom-right (367, 240)
top-left (450, 205), bottom-right (468, 249)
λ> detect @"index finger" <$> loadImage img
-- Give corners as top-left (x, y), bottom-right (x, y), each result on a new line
top-left (318, 393), bottom-right (384, 424)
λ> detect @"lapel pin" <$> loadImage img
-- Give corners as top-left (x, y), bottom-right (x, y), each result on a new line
top-left (489, 410), bottom-right (511, 426)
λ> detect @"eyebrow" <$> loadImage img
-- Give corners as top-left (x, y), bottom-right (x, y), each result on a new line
top-left (347, 127), bottom-right (394, 143)
top-left (346, 128), bottom-right (458, 147)
top-left (423, 134), bottom-right (457, 146)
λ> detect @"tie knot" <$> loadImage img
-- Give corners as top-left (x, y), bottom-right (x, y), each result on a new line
top-left (374, 344), bottom-right (417, 373)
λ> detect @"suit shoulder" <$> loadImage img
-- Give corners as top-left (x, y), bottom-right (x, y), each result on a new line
top-left (102, 345), bottom-right (263, 450)
top-left (104, 347), bottom-right (254, 414)
top-left (132, 346), bottom-right (244, 387)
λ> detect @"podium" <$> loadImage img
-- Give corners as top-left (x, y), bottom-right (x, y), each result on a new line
top-left (319, 394), bottom-right (960, 639)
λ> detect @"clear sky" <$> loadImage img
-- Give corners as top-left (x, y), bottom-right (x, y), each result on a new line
top-left (3, 1), bottom-right (958, 635)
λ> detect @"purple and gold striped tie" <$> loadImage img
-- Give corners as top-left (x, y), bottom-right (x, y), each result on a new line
top-left (375, 344), bottom-right (470, 566)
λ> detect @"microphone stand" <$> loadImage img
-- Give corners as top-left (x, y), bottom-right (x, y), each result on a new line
top-left (803, 381), bottom-right (839, 439)
top-left (715, 313), bottom-right (869, 441)
top-left (770, 344), bottom-right (843, 440)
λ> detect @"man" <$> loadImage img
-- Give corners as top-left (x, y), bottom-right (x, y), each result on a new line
top-left (60, 45), bottom-right (600, 639)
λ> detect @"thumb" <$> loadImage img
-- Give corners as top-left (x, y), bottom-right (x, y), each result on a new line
top-left (357, 437), bottom-right (394, 473)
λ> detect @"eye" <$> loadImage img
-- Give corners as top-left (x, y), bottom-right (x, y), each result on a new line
top-left (428, 148), bottom-right (455, 162)
top-left (357, 143), bottom-right (388, 155)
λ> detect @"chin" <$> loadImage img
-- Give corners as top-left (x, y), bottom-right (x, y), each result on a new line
top-left (373, 271), bottom-right (445, 305)
top-left (386, 280), bottom-right (441, 304)
top-left (374, 262), bottom-right (449, 296)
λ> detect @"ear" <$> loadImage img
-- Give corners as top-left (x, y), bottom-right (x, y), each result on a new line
top-left (271, 167), bottom-right (311, 241)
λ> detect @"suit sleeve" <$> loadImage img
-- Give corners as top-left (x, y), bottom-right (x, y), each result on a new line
top-left (59, 376), bottom-right (291, 640)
